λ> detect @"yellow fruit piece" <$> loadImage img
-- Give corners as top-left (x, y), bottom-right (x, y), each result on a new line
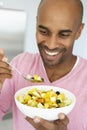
top-left (57, 93), bottom-right (65, 101)
top-left (34, 75), bottom-right (39, 80)
top-left (17, 95), bottom-right (24, 103)
top-left (44, 103), bottom-right (50, 108)
top-left (28, 88), bottom-right (37, 94)
top-left (28, 100), bottom-right (38, 107)
top-left (23, 94), bottom-right (31, 103)
top-left (17, 88), bottom-right (71, 109)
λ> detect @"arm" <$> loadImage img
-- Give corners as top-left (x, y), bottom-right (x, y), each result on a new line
top-left (25, 113), bottom-right (69, 130)
top-left (0, 48), bottom-right (12, 120)
top-left (0, 48), bottom-right (12, 91)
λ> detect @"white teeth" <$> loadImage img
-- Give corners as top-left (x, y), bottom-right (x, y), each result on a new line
top-left (45, 50), bottom-right (59, 56)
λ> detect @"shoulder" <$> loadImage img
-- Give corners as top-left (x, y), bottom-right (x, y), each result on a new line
top-left (10, 52), bottom-right (41, 66)
top-left (79, 56), bottom-right (87, 65)
top-left (77, 56), bottom-right (87, 72)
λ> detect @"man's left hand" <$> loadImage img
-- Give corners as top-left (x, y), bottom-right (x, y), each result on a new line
top-left (25, 113), bottom-right (69, 130)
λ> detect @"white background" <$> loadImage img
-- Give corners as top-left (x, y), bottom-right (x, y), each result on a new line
top-left (24, 0), bottom-right (87, 60)
top-left (0, 0), bottom-right (87, 58)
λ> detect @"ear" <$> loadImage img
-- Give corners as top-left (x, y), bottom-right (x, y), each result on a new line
top-left (75, 23), bottom-right (84, 39)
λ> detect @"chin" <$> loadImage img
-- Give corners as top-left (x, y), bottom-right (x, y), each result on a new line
top-left (43, 60), bottom-right (61, 68)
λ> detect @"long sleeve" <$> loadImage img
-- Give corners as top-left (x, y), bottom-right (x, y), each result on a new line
top-left (0, 78), bottom-right (14, 120)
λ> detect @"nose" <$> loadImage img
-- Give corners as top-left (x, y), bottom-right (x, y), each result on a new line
top-left (47, 35), bottom-right (58, 50)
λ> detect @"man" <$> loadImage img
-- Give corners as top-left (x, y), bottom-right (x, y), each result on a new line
top-left (0, 0), bottom-right (87, 130)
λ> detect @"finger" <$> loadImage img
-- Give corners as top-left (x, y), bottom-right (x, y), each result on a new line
top-left (33, 115), bottom-right (69, 130)
top-left (26, 116), bottom-right (48, 130)
top-left (58, 113), bottom-right (69, 126)
top-left (0, 61), bottom-right (10, 68)
top-left (2, 57), bottom-right (8, 62)
top-left (0, 61), bottom-right (12, 70)
top-left (0, 60), bottom-right (12, 79)
top-left (0, 48), bottom-right (4, 60)
top-left (0, 67), bottom-right (12, 74)
top-left (0, 61), bottom-right (12, 76)
top-left (0, 73), bottom-right (12, 79)
top-left (25, 116), bottom-right (33, 124)
top-left (25, 117), bottom-right (37, 128)
top-left (33, 116), bottom-right (55, 130)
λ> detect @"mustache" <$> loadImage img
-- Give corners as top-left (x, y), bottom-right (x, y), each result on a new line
top-left (38, 44), bottom-right (67, 53)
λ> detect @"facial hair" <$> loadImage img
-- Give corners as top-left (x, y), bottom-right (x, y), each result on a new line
top-left (38, 43), bottom-right (67, 67)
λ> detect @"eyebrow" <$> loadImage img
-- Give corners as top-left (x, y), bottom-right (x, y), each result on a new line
top-left (38, 25), bottom-right (48, 30)
top-left (38, 25), bottom-right (72, 33)
top-left (59, 30), bottom-right (72, 33)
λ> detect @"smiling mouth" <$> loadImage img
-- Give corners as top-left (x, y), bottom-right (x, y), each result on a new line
top-left (45, 50), bottom-right (59, 56)
top-left (38, 44), bottom-right (66, 59)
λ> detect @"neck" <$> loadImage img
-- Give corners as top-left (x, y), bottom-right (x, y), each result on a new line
top-left (44, 55), bottom-right (77, 82)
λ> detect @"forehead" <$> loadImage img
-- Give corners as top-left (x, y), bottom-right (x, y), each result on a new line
top-left (38, 0), bottom-right (81, 11)
top-left (37, 0), bottom-right (81, 31)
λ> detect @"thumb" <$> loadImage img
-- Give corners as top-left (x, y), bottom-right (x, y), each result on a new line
top-left (0, 48), bottom-right (5, 60)
top-left (58, 113), bottom-right (69, 126)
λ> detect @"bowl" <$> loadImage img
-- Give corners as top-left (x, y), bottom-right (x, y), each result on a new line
top-left (14, 85), bottom-right (76, 121)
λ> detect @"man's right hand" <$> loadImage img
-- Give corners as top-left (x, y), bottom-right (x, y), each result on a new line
top-left (0, 48), bottom-right (12, 91)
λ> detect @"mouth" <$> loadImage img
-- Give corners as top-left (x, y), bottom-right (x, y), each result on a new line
top-left (43, 48), bottom-right (66, 63)
top-left (45, 50), bottom-right (60, 56)
top-left (38, 44), bottom-right (66, 66)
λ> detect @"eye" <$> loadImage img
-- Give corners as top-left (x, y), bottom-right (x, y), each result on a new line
top-left (39, 29), bottom-right (48, 35)
top-left (59, 33), bottom-right (70, 38)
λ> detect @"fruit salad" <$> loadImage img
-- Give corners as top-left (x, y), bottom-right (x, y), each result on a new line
top-left (17, 88), bottom-right (72, 109)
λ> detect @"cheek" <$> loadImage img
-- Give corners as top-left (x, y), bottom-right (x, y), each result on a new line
top-left (65, 41), bottom-right (74, 53)
top-left (36, 32), bottom-right (46, 44)
top-left (36, 32), bottom-right (41, 41)
top-left (63, 38), bottom-right (75, 48)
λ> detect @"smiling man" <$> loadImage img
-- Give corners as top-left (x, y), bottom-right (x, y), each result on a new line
top-left (0, 0), bottom-right (87, 130)
top-left (36, 0), bottom-right (84, 82)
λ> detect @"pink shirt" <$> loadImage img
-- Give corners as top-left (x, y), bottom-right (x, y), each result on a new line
top-left (0, 52), bottom-right (87, 130)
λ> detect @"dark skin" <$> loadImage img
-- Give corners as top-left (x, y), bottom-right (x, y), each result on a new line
top-left (25, 113), bottom-right (69, 130)
top-left (0, 0), bottom-right (84, 129)
top-left (36, 0), bottom-right (84, 82)
top-left (0, 49), bottom-right (12, 91)
top-left (26, 0), bottom-right (84, 129)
